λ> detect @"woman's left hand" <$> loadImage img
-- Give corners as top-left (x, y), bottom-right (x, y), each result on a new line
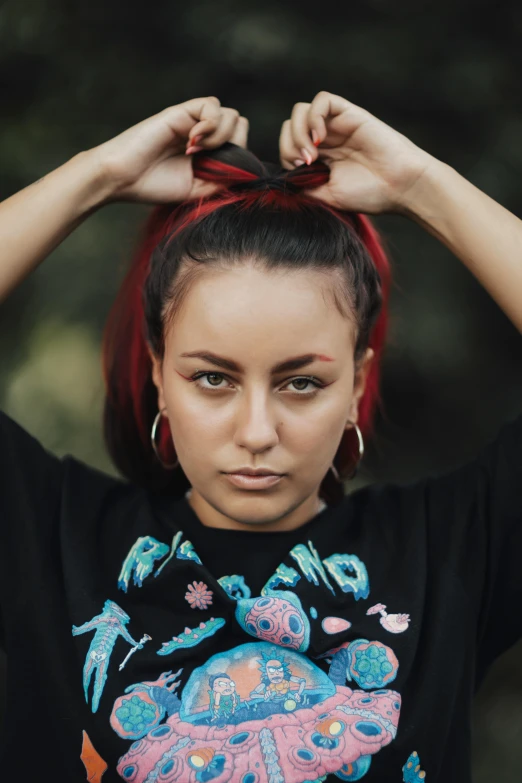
top-left (279, 90), bottom-right (438, 215)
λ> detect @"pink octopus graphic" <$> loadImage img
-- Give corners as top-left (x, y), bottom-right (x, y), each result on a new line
top-left (185, 581), bottom-right (213, 610)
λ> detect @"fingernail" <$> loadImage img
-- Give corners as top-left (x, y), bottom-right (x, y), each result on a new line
top-left (185, 145), bottom-right (203, 155)
top-left (311, 130), bottom-right (321, 146)
top-left (300, 148), bottom-right (313, 166)
top-left (189, 134), bottom-right (203, 146)
top-left (293, 158), bottom-right (305, 167)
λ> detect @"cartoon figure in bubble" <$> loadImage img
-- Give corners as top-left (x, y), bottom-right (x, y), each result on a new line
top-left (117, 641), bottom-right (402, 783)
top-left (250, 651), bottom-right (306, 708)
top-left (209, 673), bottom-right (241, 723)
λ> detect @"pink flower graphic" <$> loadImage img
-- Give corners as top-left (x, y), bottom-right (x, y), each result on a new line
top-left (185, 581), bottom-right (213, 610)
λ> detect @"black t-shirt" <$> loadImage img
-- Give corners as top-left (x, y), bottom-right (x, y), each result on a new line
top-left (0, 409), bottom-right (521, 783)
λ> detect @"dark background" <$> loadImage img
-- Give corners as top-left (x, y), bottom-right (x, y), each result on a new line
top-left (1, 1), bottom-right (522, 779)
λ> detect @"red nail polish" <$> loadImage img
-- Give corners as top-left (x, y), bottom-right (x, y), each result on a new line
top-left (312, 130), bottom-right (321, 147)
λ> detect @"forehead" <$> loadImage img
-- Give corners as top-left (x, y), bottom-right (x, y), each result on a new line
top-left (166, 266), bottom-right (355, 358)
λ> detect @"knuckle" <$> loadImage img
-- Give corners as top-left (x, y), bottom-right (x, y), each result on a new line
top-left (207, 95), bottom-right (221, 105)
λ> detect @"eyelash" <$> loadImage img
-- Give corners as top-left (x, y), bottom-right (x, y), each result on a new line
top-left (189, 371), bottom-right (326, 397)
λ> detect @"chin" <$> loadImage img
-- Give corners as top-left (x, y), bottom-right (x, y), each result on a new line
top-left (223, 495), bottom-right (299, 526)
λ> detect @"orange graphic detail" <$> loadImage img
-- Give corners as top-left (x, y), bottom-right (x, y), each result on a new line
top-left (80, 730), bottom-right (107, 782)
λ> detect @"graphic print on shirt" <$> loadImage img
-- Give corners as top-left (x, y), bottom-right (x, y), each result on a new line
top-left (110, 668), bottom-right (183, 739)
top-left (322, 616), bottom-right (352, 634)
top-left (402, 751), bottom-right (426, 781)
top-left (185, 580), bottom-right (214, 609)
top-left (117, 536), bottom-right (170, 592)
top-left (235, 588), bottom-right (311, 651)
top-left (80, 730), bottom-right (107, 782)
top-left (263, 540), bottom-right (370, 600)
top-left (72, 599), bottom-right (151, 713)
top-left (104, 533), bottom-right (410, 780)
top-left (367, 603), bottom-right (411, 634)
top-left (157, 617), bottom-right (226, 655)
top-left (118, 531), bottom-right (202, 593)
top-left (218, 573), bottom-right (251, 599)
top-left (115, 640), bottom-right (401, 783)
top-left (318, 639), bottom-right (399, 690)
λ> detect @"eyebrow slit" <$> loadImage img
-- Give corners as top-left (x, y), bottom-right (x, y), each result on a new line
top-left (179, 351), bottom-right (335, 374)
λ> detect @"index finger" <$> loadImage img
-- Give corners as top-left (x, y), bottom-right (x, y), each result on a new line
top-left (308, 91), bottom-right (373, 145)
top-left (229, 115), bottom-right (249, 149)
top-left (184, 96), bottom-right (223, 143)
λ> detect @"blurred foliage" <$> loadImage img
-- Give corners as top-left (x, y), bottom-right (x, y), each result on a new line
top-left (1, 0), bottom-right (522, 777)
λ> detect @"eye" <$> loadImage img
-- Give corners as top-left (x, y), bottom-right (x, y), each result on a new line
top-left (189, 371), bottom-right (325, 397)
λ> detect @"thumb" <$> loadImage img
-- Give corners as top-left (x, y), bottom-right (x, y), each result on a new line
top-left (303, 184), bottom-right (332, 205)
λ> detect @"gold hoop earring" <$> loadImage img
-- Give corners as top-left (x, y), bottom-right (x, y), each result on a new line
top-left (151, 407), bottom-right (179, 470)
top-left (331, 421), bottom-right (364, 482)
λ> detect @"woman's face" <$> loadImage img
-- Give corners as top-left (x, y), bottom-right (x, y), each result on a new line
top-left (149, 265), bottom-right (373, 532)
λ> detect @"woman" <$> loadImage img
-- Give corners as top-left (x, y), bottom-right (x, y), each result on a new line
top-left (0, 92), bottom-right (520, 782)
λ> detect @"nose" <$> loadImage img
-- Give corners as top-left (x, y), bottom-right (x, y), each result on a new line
top-left (233, 387), bottom-right (280, 454)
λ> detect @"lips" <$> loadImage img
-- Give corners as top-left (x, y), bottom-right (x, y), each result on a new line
top-left (227, 470), bottom-right (282, 476)
top-left (224, 473), bottom-right (283, 490)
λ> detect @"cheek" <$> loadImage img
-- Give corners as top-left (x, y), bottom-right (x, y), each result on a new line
top-left (163, 384), bottom-right (227, 443)
top-left (287, 400), bottom-right (349, 451)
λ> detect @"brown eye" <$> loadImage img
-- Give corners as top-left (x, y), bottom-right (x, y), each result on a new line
top-left (292, 378), bottom-right (310, 391)
top-left (190, 371), bottom-right (324, 397)
top-left (191, 371), bottom-right (229, 391)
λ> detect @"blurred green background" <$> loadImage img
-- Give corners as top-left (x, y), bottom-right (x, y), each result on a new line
top-left (1, 1), bottom-right (522, 779)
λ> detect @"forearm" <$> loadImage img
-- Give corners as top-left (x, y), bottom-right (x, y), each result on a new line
top-left (0, 149), bottom-right (114, 302)
top-left (398, 159), bottom-right (522, 334)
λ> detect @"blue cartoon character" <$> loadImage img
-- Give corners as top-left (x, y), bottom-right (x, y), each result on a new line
top-left (208, 672), bottom-right (241, 723)
top-left (250, 650), bottom-right (306, 710)
top-left (72, 599), bottom-right (150, 713)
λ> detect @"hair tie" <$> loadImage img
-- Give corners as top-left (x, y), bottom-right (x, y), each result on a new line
top-left (227, 174), bottom-right (302, 196)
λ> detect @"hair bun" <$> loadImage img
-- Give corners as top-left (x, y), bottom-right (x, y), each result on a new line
top-left (191, 142), bottom-right (331, 197)
top-left (227, 173), bottom-right (302, 195)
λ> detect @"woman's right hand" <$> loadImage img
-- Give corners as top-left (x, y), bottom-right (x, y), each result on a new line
top-left (91, 96), bottom-right (249, 205)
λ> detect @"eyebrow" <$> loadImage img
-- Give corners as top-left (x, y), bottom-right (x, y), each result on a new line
top-left (179, 351), bottom-right (334, 374)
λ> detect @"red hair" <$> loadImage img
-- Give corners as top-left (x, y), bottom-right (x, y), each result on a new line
top-left (102, 143), bottom-right (392, 505)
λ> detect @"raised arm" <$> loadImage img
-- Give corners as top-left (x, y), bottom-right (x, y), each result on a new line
top-left (0, 152), bottom-right (111, 301)
top-left (0, 97), bottom-right (249, 303)
top-left (396, 161), bottom-right (522, 334)
top-left (279, 90), bottom-right (522, 334)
